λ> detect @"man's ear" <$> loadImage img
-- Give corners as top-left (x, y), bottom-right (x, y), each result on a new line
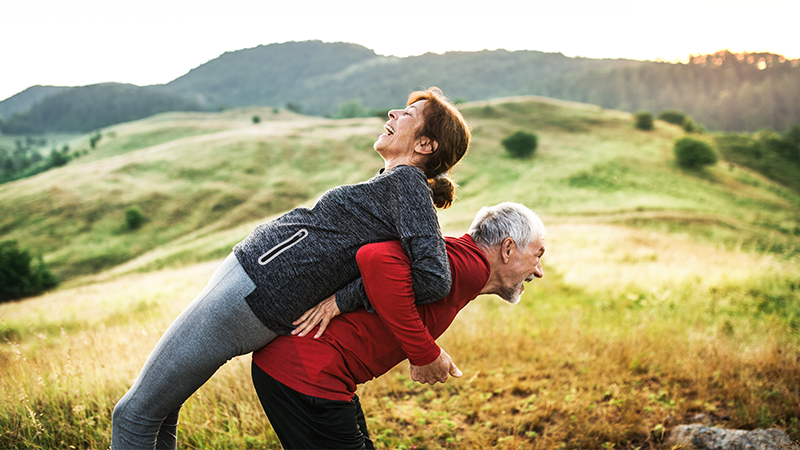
top-left (501, 238), bottom-right (516, 263)
top-left (415, 137), bottom-right (438, 155)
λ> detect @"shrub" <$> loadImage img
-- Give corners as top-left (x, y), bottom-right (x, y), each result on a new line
top-left (49, 148), bottom-right (70, 167)
top-left (658, 109), bottom-right (687, 126)
top-left (252, 115), bottom-right (261, 124)
top-left (501, 130), bottom-right (538, 158)
top-left (89, 132), bottom-right (102, 149)
top-left (0, 240), bottom-right (58, 301)
top-left (125, 207), bottom-right (146, 230)
top-left (334, 100), bottom-right (369, 119)
top-left (682, 116), bottom-right (698, 133)
top-left (674, 136), bottom-right (718, 169)
top-left (634, 111), bottom-right (654, 130)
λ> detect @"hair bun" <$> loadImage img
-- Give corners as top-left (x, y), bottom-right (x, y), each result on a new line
top-left (428, 173), bottom-right (457, 209)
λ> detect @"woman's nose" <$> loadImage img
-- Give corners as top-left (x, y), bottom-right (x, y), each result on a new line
top-left (388, 109), bottom-right (400, 120)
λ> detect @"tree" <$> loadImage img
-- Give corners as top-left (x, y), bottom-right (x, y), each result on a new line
top-left (784, 123), bottom-right (800, 147)
top-left (0, 240), bottom-right (58, 301)
top-left (682, 116), bottom-right (698, 133)
top-left (285, 102), bottom-right (303, 114)
top-left (334, 100), bottom-right (368, 119)
top-left (634, 111), bottom-right (654, 130)
top-left (89, 132), bottom-right (102, 149)
top-left (501, 130), bottom-right (538, 158)
top-left (658, 109), bottom-right (687, 126)
top-left (49, 148), bottom-right (70, 167)
top-left (125, 207), bottom-right (146, 230)
top-left (674, 136), bottom-right (718, 169)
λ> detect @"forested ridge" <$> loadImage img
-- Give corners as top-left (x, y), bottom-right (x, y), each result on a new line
top-left (540, 50), bottom-right (800, 132)
top-left (0, 42), bottom-right (798, 135)
top-left (0, 83), bottom-right (203, 134)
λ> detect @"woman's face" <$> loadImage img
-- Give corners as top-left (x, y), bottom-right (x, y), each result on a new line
top-left (373, 100), bottom-right (427, 159)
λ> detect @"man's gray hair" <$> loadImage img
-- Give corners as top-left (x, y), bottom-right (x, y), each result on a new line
top-left (467, 202), bottom-right (545, 252)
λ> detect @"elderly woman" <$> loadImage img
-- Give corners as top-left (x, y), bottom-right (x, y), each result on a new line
top-left (111, 87), bottom-right (471, 449)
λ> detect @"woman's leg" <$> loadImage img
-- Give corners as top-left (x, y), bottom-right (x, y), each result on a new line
top-left (112, 253), bottom-right (278, 450)
top-left (251, 361), bottom-right (372, 450)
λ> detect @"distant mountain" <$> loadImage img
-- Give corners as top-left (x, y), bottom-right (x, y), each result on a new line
top-left (2, 42), bottom-right (798, 134)
top-left (0, 85), bottom-right (70, 119)
top-left (540, 50), bottom-right (800, 132)
top-left (0, 83), bottom-right (203, 134)
top-left (162, 40), bottom-right (644, 115)
top-left (164, 40), bottom-right (382, 111)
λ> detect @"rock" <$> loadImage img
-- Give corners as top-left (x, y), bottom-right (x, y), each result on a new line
top-left (666, 424), bottom-right (798, 450)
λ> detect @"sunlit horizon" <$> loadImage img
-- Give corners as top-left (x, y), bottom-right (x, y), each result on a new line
top-left (2, 0), bottom-right (798, 102)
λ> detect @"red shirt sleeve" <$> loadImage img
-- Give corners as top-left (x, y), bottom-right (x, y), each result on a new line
top-left (356, 240), bottom-right (441, 366)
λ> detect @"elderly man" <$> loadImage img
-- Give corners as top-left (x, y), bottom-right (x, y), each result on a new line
top-left (251, 202), bottom-right (546, 449)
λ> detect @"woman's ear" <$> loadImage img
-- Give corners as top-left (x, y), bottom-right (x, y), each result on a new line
top-left (415, 137), bottom-right (439, 155)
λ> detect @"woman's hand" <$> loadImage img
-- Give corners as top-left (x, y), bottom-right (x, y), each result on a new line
top-left (291, 294), bottom-right (340, 338)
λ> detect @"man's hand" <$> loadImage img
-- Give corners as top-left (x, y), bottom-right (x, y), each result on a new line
top-left (292, 294), bottom-right (340, 338)
top-left (409, 347), bottom-right (462, 385)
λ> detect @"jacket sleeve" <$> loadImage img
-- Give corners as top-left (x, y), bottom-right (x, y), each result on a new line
top-left (335, 166), bottom-right (451, 311)
top-left (356, 240), bottom-right (442, 366)
top-left (334, 277), bottom-right (366, 314)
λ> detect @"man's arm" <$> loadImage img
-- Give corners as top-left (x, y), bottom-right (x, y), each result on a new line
top-left (357, 240), bottom-right (461, 385)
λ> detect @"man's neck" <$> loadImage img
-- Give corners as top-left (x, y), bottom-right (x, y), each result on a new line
top-left (475, 241), bottom-right (502, 296)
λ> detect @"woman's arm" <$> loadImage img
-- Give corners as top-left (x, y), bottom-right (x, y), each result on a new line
top-left (357, 240), bottom-right (460, 383)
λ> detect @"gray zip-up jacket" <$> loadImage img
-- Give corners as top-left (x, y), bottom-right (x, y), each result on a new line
top-left (233, 165), bottom-right (451, 335)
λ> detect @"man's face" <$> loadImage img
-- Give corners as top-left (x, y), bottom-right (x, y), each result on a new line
top-left (496, 236), bottom-right (545, 305)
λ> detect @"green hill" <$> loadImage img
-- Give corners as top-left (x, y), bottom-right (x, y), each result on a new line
top-left (3, 43), bottom-right (798, 137)
top-left (0, 85), bottom-right (69, 119)
top-left (1, 96), bottom-right (797, 287)
top-left (0, 83), bottom-right (203, 134)
top-left (2, 96), bottom-right (799, 449)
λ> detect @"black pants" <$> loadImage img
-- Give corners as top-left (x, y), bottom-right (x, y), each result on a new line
top-left (251, 361), bottom-right (375, 450)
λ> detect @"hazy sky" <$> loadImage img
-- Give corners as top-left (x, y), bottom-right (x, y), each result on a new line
top-left (2, 0), bottom-right (798, 101)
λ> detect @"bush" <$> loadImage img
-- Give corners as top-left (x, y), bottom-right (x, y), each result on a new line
top-left (674, 136), bottom-right (718, 169)
top-left (125, 207), bottom-right (146, 230)
top-left (682, 116), bottom-right (698, 133)
top-left (252, 115), bottom-right (261, 124)
top-left (501, 131), bottom-right (538, 158)
top-left (0, 240), bottom-right (58, 301)
top-left (658, 109), bottom-right (687, 126)
top-left (634, 111), bottom-right (654, 130)
top-left (334, 100), bottom-right (369, 119)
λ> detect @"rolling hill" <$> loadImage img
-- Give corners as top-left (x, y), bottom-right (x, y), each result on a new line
top-left (1, 95), bottom-right (797, 286)
top-left (2, 96), bottom-right (799, 449)
top-left (4, 41), bottom-right (799, 137)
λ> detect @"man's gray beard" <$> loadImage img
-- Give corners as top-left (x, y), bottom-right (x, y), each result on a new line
top-left (499, 283), bottom-right (523, 305)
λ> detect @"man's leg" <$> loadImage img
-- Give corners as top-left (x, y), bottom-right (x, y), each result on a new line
top-left (251, 361), bottom-right (372, 450)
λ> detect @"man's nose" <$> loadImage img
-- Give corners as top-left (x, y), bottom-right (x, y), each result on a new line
top-left (534, 263), bottom-right (544, 278)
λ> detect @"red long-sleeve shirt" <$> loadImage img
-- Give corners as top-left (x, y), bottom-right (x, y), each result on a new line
top-left (252, 234), bottom-right (490, 401)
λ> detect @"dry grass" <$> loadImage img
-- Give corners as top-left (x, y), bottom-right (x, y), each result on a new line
top-left (2, 223), bottom-right (798, 449)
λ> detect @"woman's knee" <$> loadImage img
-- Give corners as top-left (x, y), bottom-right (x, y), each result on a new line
top-left (356, 241), bottom-right (409, 268)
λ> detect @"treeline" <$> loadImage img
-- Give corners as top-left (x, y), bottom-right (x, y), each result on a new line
top-left (0, 83), bottom-right (203, 134)
top-left (162, 41), bottom-right (642, 117)
top-left (2, 43), bottom-right (798, 134)
top-left (539, 50), bottom-right (800, 132)
top-left (0, 133), bottom-right (102, 184)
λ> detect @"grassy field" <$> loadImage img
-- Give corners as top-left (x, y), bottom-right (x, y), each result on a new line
top-left (1, 96), bottom-right (799, 449)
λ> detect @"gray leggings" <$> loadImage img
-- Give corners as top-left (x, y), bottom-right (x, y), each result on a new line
top-left (111, 253), bottom-right (278, 449)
